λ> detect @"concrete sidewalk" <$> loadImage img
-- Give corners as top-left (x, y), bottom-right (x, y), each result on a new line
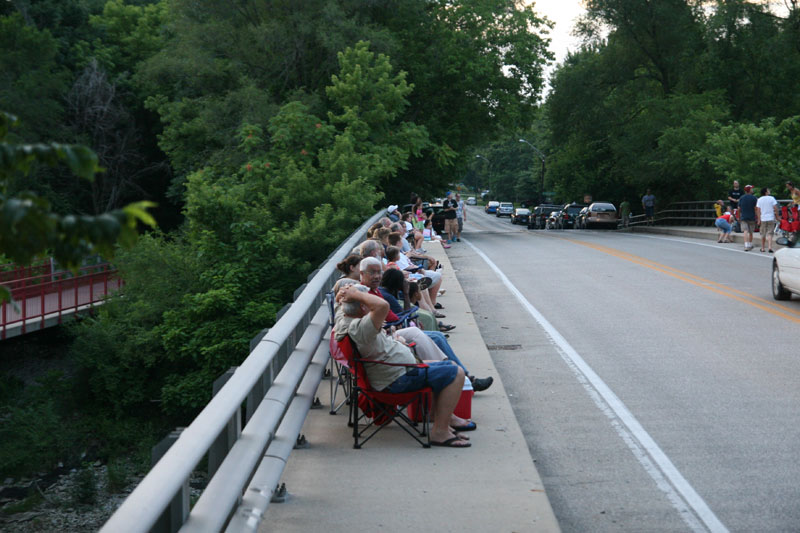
top-left (260, 240), bottom-right (560, 533)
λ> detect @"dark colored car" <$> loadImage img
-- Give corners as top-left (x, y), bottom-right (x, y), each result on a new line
top-left (555, 203), bottom-right (588, 229)
top-left (527, 204), bottom-right (563, 229)
top-left (485, 201), bottom-right (500, 214)
top-left (510, 208), bottom-right (531, 225)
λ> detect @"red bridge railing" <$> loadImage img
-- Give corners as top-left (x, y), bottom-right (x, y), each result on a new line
top-left (1, 262), bottom-right (122, 339)
top-left (0, 259), bottom-right (53, 283)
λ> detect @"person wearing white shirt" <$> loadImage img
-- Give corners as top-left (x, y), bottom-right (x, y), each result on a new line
top-left (756, 187), bottom-right (780, 253)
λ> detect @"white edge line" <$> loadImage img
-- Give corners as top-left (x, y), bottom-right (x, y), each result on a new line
top-left (462, 236), bottom-right (729, 533)
top-left (617, 231), bottom-right (774, 258)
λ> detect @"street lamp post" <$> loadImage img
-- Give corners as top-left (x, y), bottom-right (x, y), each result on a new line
top-left (519, 139), bottom-right (545, 205)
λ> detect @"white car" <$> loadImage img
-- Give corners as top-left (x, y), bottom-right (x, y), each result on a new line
top-left (466, 196), bottom-right (477, 205)
top-left (772, 237), bottom-right (800, 300)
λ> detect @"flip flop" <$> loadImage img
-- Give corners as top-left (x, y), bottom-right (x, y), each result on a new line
top-left (450, 421), bottom-right (477, 432)
top-left (431, 436), bottom-right (471, 448)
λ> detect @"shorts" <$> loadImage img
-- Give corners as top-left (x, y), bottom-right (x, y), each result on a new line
top-left (645, 206), bottom-right (654, 217)
top-left (457, 217), bottom-right (463, 233)
top-left (715, 218), bottom-right (731, 233)
top-left (760, 220), bottom-right (776, 235)
top-left (422, 269), bottom-right (441, 286)
top-left (444, 218), bottom-right (457, 233)
top-left (385, 360), bottom-right (458, 394)
top-left (740, 219), bottom-right (756, 233)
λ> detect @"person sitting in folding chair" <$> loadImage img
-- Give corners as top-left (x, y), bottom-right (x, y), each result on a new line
top-left (336, 283), bottom-right (473, 448)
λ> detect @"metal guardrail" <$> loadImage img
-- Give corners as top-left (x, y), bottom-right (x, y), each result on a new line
top-left (101, 211), bottom-right (382, 533)
top-left (628, 199), bottom-right (792, 227)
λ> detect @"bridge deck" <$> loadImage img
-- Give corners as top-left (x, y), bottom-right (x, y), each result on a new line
top-left (259, 240), bottom-right (560, 532)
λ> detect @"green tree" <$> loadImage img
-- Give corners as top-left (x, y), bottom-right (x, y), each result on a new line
top-left (0, 111), bottom-right (156, 300)
top-left (696, 115), bottom-right (800, 192)
top-left (76, 42), bottom-right (428, 417)
top-left (0, 13), bottom-right (70, 143)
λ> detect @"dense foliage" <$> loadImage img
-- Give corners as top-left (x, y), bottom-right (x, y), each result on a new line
top-left (540, 0), bottom-right (800, 207)
top-left (0, 0), bottom-right (552, 478)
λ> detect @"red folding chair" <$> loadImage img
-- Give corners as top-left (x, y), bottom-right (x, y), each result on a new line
top-left (336, 335), bottom-right (432, 449)
top-left (327, 291), bottom-right (352, 416)
top-left (779, 205), bottom-right (799, 234)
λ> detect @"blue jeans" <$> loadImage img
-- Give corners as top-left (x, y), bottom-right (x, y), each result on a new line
top-left (386, 361), bottom-right (459, 394)
top-left (424, 331), bottom-right (469, 375)
top-left (715, 218), bottom-right (731, 233)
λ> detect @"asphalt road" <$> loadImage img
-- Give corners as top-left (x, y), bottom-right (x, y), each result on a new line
top-left (447, 206), bottom-right (800, 533)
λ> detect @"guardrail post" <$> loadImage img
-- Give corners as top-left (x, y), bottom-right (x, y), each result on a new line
top-left (246, 371), bottom-right (265, 424)
top-left (151, 428), bottom-right (189, 533)
top-left (208, 368), bottom-right (241, 478)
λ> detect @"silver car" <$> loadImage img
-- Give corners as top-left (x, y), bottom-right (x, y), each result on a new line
top-left (496, 202), bottom-right (514, 217)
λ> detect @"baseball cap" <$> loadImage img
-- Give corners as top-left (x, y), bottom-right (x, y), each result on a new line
top-left (744, 184), bottom-right (753, 192)
top-left (387, 204), bottom-right (399, 213)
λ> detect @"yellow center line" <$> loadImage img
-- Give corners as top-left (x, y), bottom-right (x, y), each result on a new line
top-left (562, 237), bottom-right (800, 325)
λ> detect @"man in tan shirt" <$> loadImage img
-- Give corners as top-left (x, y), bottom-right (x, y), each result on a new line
top-left (335, 283), bottom-right (473, 447)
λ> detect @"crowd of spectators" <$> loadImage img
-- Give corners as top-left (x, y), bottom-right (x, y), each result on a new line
top-left (330, 202), bottom-right (492, 448)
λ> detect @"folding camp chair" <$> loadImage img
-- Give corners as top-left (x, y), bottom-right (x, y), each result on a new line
top-left (384, 305), bottom-right (419, 330)
top-left (336, 335), bottom-right (432, 449)
top-left (327, 291), bottom-right (352, 415)
top-left (779, 205), bottom-right (799, 236)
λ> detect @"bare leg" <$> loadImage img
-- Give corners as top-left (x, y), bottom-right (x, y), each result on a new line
top-left (428, 278), bottom-right (441, 306)
top-left (418, 289), bottom-right (436, 314)
top-left (429, 367), bottom-right (467, 444)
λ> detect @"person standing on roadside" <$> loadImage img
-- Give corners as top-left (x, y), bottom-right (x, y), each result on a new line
top-left (642, 189), bottom-right (656, 225)
top-left (728, 180), bottom-right (742, 213)
top-left (786, 181), bottom-right (800, 207)
top-left (442, 191), bottom-right (458, 244)
top-left (756, 187), bottom-right (780, 253)
top-left (455, 193), bottom-right (466, 242)
top-left (738, 185), bottom-right (757, 251)
top-left (620, 199), bottom-right (631, 227)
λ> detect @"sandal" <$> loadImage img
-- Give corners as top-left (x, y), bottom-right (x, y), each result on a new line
top-left (434, 312), bottom-right (446, 318)
top-left (431, 436), bottom-right (470, 448)
top-left (438, 323), bottom-right (455, 332)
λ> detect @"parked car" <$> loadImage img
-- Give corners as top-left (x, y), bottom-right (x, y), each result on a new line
top-left (583, 202), bottom-right (618, 229)
top-left (510, 208), bottom-right (531, 225)
top-left (575, 206), bottom-right (590, 229)
top-left (485, 201), bottom-right (500, 214)
top-left (496, 202), bottom-right (514, 217)
top-left (527, 204), bottom-right (562, 229)
top-left (466, 196), bottom-right (477, 205)
top-left (772, 236), bottom-right (800, 300)
top-left (555, 203), bottom-right (588, 229)
top-left (545, 209), bottom-right (561, 230)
